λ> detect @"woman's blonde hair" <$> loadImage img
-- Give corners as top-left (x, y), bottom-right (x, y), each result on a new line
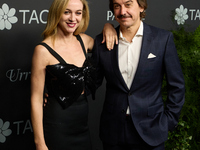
top-left (42, 0), bottom-right (90, 40)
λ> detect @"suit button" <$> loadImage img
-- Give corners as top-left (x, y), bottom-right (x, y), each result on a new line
top-left (128, 92), bottom-right (132, 96)
top-left (121, 109), bottom-right (126, 113)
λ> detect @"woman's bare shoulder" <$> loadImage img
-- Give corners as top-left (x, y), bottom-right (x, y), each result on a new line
top-left (79, 33), bottom-right (94, 51)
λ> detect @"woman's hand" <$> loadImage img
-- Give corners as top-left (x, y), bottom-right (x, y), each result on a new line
top-left (35, 143), bottom-right (48, 150)
top-left (102, 23), bottom-right (118, 50)
top-left (43, 93), bottom-right (48, 107)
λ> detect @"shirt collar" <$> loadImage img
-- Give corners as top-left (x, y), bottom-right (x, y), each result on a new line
top-left (119, 21), bottom-right (143, 42)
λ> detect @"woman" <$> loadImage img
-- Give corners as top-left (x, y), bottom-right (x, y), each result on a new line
top-left (31, 0), bottom-right (116, 149)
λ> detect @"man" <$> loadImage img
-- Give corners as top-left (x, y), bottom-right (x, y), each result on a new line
top-left (92, 0), bottom-right (185, 149)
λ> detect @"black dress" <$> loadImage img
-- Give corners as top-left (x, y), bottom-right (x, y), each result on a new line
top-left (39, 35), bottom-right (96, 150)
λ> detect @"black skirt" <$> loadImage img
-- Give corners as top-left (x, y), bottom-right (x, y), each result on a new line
top-left (43, 94), bottom-right (92, 150)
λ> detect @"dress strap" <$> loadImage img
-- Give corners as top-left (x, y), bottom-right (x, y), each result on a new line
top-left (38, 42), bottom-right (67, 64)
top-left (75, 35), bottom-right (87, 58)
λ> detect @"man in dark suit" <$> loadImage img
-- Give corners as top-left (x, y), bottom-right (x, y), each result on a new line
top-left (92, 0), bottom-right (185, 149)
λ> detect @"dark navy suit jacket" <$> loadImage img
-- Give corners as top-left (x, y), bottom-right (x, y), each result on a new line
top-left (92, 23), bottom-right (185, 146)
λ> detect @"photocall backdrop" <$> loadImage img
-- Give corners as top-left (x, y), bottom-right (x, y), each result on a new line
top-left (0, 0), bottom-right (199, 149)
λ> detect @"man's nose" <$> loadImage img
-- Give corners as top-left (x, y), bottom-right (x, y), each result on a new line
top-left (120, 5), bottom-right (127, 15)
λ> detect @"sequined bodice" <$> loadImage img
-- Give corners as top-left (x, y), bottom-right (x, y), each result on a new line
top-left (40, 35), bottom-right (96, 109)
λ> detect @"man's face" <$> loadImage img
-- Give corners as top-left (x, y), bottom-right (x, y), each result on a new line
top-left (113, 0), bottom-right (144, 29)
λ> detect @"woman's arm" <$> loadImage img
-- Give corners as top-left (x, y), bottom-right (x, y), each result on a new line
top-left (102, 23), bottom-right (118, 50)
top-left (80, 23), bottom-right (117, 52)
top-left (79, 34), bottom-right (94, 53)
top-left (31, 45), bottom-right (49, 150)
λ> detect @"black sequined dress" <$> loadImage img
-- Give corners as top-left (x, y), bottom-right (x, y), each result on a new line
top-left (39, 35), bottom-right (96, 150)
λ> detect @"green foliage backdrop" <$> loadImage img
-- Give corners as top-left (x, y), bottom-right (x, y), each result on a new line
top-left (164, 25), bottom-right (200, 150)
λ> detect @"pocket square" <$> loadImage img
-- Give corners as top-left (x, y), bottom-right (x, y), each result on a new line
top-left (147, 53), bottom-right (156, 59)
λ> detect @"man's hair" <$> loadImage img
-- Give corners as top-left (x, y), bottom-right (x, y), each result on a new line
top-left (109, 0), bottom-right (147, 19)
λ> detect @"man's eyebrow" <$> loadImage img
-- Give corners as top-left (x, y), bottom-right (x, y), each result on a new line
top-left (113, 0), bottom-right (133, 5)
top-left (125, 0), bottom-right (133, 3)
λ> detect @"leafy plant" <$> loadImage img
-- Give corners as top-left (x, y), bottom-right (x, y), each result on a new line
top-left (164, 24), bottom-right (200, 149)
top-left (166, 120), bottom-right (192, 150)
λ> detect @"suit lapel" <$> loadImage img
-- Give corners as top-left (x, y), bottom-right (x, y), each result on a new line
top-left (111, 26), bottom-right (129, 91)
top-left (111, 24), bottom-right (154, 91)
top-left (130, 23), bottom-right (154, 91)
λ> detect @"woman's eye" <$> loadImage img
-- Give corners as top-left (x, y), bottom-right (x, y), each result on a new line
top-left (64, 11), bottom-right (70, 14)
top-left (76, 12), bottom-right (82, 15)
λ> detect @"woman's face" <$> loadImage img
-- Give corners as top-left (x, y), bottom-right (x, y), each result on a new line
top-left (58, 0), bottom-right (83, 34)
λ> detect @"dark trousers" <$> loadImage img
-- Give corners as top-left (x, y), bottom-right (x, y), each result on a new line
top-left (103, 142), bottom-right (165, 150)
top-left (103, 116), bottom-right (165, 150)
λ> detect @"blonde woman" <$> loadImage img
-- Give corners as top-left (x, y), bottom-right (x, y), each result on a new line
top-left (30, 0), bottom-right (117, 149)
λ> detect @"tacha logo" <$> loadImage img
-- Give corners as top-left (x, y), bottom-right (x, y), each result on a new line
top-left (175, 4), bottom-right (200, 25)
top-left (0, 118), bottom-right (12, 143)
top-left (0, 3), bottom-right (18, 30)
top-left (174, 5), bottom-right (189, 25)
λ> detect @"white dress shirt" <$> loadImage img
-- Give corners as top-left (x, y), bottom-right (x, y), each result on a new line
top-left (118, 21), bottom-right (144, 114)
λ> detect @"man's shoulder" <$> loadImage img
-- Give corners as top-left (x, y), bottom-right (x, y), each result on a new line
top-left (95, 33), bottom-right (103, 41)
top-left (95, 25), bottom-right (120, 41)
top-left (144, 22), bottom-right (172, 37)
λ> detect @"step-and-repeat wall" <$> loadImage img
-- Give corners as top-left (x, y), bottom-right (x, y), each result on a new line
top-left (0, 0), bottom-right (199, 149)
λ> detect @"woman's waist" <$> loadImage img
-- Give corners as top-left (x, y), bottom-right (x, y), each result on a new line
top-left (43, 94), bottom-right (88, 123)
